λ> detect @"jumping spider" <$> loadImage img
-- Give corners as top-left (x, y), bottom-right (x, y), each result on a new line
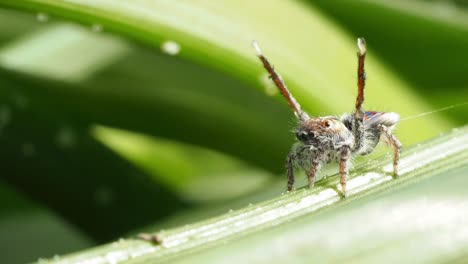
top-left (253, 38), bottom-right (401, 197)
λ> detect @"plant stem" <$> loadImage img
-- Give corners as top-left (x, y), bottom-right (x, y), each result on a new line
top-left (36, 126), bottom-right (468, 263)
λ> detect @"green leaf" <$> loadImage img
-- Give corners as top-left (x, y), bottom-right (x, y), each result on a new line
top-left (93, 125), bottom-right (273, 202)
top-left (35, 126), bottom-right (468, 263)
top-left (0, 1), bottom-right (467, 261)
top-left (0, 0), bottom-right (455, 144)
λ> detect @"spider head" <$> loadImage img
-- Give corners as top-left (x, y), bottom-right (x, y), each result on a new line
top-left (295, 117), bottom-right (348, 145)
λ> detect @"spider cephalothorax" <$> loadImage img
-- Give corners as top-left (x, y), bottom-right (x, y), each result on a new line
top-left (253, 38), bottom-right (401, 197)
top-left (295, 117), bottom-right (354, 147)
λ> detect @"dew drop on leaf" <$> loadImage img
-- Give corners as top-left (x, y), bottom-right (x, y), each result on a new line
top-left (36, 12), bottom-right (49, 23)
top-left (21, 143), bottom-right (35, 157)
top-left (91, 24), bottom-right (103, 33)
top-left (0, 106), bottom-right (11, 128)
top-left (94, 186), bottom-right (114, 206)
top-left (161, 40), bottom-right (181, 55)
top-left (56, 126), bottom-right (77, 149)
top-left (13, 94), bottom-right (28, 109)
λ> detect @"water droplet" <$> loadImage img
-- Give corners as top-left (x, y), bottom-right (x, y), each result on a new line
top-left (259, 73), bottom-right (277, 96)
top-left (36, 12), bottom-right (49, 23)
top-left (94, 186), bottom-right (114, 206)
top-left (161, 40), bottom-right (181, 55)
top-left (21, 143), bottom-right (35, 157)
top-left (0, 106), bottom-right (11, 128)
top-left (12, 94), bottom-right (28, 109)
top-left (56, 126), bottom-right (76, 149)
top-left (91, 24), bottom-right (103, 33)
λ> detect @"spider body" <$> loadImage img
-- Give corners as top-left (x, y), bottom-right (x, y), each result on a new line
top-left (253, 38), bottom-right (401, 197)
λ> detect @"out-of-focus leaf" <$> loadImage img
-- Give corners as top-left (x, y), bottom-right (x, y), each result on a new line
top-left (93, 126), bottom-right (273, 202)
top-left (0, 0), bottom-right (454, 144)
top-left (0, 20), bottom-right (294, 174)
top-left (0, 181), bottom-right (93, 264)
top-left (0, 71), bottom-right (188, 242)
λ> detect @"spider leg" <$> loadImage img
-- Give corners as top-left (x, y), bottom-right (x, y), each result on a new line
top-left (380, 125), bottom-right (402, 176)
top-left (339, 146), bottom-right (352, 197)
top-left (286, 152), bottom-right (296, 191)
top-left (355, 37), bottom-right (367, 118)
top-left (352, 38), bottom-right (367, 152)
top-left (252, 41), bottom-right (309, 121)
top-left (306, 154), bottom-right (323, 189)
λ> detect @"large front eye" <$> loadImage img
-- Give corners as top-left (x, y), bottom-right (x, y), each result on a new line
top-left (296, 130), bottom-right (312, 142)
top-left (295, 131), bottom-right (307, 142)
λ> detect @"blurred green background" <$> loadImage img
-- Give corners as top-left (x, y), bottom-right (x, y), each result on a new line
top-left (0, 0), bottom-right (467, 263)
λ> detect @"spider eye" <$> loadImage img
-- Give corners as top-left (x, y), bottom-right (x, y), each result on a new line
top-left (295, 131), bottom-right (309, 142)
top-left (322, 121), bottom-right (331, 128)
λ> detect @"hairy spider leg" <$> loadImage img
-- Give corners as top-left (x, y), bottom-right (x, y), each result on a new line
top-left (286, 152), bottom-right (296, 191)
top-left (253, 40), bottom-right (311, 191)
top-left (356, 37), bottom-right (367, 117)
top-left (380, 125), bottom-right (402, 176)
top-left (252, 41), bottom-right (310, 122)
top-left (353, 38), bottom-right (367, 153)
top-left (339, 146), bottom-right (352, 197)
top-left (307, 153), bottom-right (323, 189)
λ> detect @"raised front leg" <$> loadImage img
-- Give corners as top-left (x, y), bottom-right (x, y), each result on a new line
top-left (380, 125), bottom-right (402, 176)
top-left (355, 38), bottom-right (367, 118)
top-left (286, 152), bottom-right (296, 191)
top-left (353, 38), bottom-right (367, 152)
top-left (252, 41), bottom-right (309, 122)
top-left (339, 146), bottom-right (351, 197)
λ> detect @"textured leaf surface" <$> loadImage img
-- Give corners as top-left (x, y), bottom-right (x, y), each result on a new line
top-left (34, 127), bottom-right (468, 263)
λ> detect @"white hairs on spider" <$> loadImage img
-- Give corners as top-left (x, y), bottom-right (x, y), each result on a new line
top-left (357, 38), bottom-right (367, 55)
